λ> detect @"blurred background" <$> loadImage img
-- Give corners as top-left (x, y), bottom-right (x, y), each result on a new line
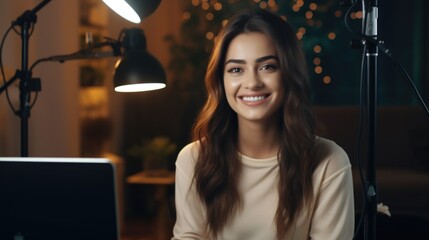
top-left (1, 0), bottom-right (428, 239)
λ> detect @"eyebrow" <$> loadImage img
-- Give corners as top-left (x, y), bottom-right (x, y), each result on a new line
top-left (224, 55), bottom-right (279, 65)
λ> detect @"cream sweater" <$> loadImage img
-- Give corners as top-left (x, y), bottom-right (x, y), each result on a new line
top-left (172, 137), bottom-right (354, 240)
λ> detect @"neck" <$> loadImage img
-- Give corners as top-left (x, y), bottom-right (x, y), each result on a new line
top-left (237, 119), bottom-right (281, 159)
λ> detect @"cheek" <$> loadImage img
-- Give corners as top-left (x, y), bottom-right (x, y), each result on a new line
top-left (223, 77), bottom-right (240, 96)
top-left (223, 78), bottom-right (240, 108)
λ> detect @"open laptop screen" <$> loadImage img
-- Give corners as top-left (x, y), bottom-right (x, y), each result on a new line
top-left (0, 157), bottom-right (119, 240)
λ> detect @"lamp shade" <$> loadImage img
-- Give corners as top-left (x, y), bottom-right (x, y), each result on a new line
top-left (102, 0), bottom-right (161, 23)
top-left (114, 28), bottom-right (166, 92)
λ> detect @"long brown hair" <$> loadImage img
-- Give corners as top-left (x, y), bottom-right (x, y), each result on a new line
top-left (192, 9), bottom-right (319, 238)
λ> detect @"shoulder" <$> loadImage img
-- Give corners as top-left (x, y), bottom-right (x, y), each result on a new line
top-left (177, 141), bottom-right (200, 162)
top-left (313, 137), bottom-right (351, 181)
top-left (315, 136), bottom-right (350, 166)
top-left (175, 141), bottom-right (200, 176)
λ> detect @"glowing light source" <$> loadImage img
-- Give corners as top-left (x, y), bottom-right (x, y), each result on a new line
top-left (313, 45), bottom-right (322, 53)
top-left (102, 0), bottom-right (141, 23)
top-left (305, 11), bottom-right (313, 20)
top-left (206, 32), bottom-right (214, 40)
top-left (102, 0), bottom-right (161, 24)
top-left (313, 57), bottom-right (321, 65)
top-left (315, 66), bottom-right (323, 74)
top-left (335, 10), bottom-right (342, 17)
top-left (259, 1), bottom-right (268, 9)
top-left (356, 11), bottom-right (363, 19)
top-left (323, 76), bottom-right (332, 84)
top-left (183, 11), bottom-right (191, 20)
top-left (268, 0), bottom-right (276, 8)
top-left (214, 3), bottom-right (222, 11)
top-left (202, 1), bottom-right (209, 10)
top-left (192, 0), bottom-right (200, 7)
top-left (206, 12), bottom-right (214, 21)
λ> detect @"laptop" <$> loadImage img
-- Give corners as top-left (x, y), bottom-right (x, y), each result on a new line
top-left (0, 157), bottom-right (120, 240)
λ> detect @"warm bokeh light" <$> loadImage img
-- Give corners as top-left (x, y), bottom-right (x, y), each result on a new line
top-left (259, 1), bottom-right (268, 9)
top-left (323, 76), bottom-right (332, 84)
top-left (350, 11), bottom-right (363, 19)
top-left (298, 27), bottom-right (307, 34)
top-left (315, 66), bottom-right (323, 74)
top-left (356, 11), bottom-right (363, 19)
top-left (268, 0), bottom-right (276, 8)
top-left (202, 2), bottom-right (209, 10)
top-left (206, 12), bottom-right (214, 21)
top-left (335, 10), bottom-right (342, 17)
top-left (192, 0), bottom-right (200, 7)
top-left (305, 11), bottom-right (314, 20)
top-left (206, 32), bottom-right (214, 40)
top-left (292, 5), bottom-right (300, 12)
top-left (214, 3), bottom-right (223, 11)
top-left (313, 45), bottom-right (322, 53)
top-left (309, 3), bottom-right (317, 11)
top-left (328, 32), bottom-right (336, 40)
top-left (296, 32), bottom-right (303, 40)
top-left (183, 11), bottom-right (191, 20)
top-left (313, 57), bottom-right (321, 65)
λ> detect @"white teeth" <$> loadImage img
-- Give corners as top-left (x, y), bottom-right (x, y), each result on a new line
top-left (242, 96), bottom-right (266, 102)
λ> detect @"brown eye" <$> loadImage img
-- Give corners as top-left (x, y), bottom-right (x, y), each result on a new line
top-left (227, 67), bottom-right (243, 73)
top-left (259, 64), bottom-right (278, 72)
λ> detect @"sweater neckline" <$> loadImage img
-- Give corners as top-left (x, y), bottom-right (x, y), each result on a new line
top-left (240, 153), bottom-right (278, 168)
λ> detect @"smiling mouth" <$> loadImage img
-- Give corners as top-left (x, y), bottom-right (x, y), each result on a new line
top-left (241, 95), bottom-right (269, 102)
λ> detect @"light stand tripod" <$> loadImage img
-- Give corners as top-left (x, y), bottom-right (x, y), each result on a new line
top-left (1, 1), bottom-right (165, 157)
top-left (347, 0), bottom-right (429, 239)
top-left (362, 0), bottom-right (378, 239)
top-left (0, 0), bottom-right (51, 157)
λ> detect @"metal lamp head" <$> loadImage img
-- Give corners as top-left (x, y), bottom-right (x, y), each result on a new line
top-left (113, 28), bottom-right (166, 92)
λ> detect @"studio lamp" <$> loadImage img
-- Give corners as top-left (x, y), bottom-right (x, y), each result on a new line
top-left (113, 28), bottom-right (166, 92)
top-left (0, 0), bottom-right (165, 157)
top-left (36, 27), bottom-right (166, 93)
top-left (102, 0), bottom-right (161, 23)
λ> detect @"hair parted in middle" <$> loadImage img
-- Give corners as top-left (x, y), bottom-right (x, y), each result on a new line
top-left (192, 8), bottom-right (321, 239)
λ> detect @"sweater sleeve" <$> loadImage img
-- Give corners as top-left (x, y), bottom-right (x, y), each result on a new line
top-left (172, 143), bottom-right (206, 239)
top-left (309, 140), bottom-right (355, 240)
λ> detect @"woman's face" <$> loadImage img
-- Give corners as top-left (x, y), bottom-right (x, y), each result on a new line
top-left (223, 32), bottom-right (284, 124)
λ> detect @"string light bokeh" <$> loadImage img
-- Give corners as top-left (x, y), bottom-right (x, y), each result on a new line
top-left (167, 0), bottom-right (365, 105)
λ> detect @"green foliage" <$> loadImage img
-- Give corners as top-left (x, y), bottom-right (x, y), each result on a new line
top-left (127, 136), bottom-right (178, 162)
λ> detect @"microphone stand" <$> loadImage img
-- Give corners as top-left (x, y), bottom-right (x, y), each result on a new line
top-left (0, 0), bottom-right (51, 157)
top-left (362, 0), bottom-right (378, 239)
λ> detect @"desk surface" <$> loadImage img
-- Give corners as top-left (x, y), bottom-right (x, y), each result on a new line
top-left (126, 171), bottom-right (175, 185)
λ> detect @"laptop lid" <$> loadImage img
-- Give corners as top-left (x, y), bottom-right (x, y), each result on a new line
top-left (0, 157), bottom-right (120, 240)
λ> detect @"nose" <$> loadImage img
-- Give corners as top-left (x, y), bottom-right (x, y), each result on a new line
top-left (244, 71), bottom-right (263, 90)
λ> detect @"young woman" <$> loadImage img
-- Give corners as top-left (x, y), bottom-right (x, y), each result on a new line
top-left (172, 9), bottom-right (354, 240)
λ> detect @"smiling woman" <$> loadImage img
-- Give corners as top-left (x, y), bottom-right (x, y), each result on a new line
top-left (223, 32), bottom-right (284, 127)
top-left (172, 8), bottom-right (355, 240)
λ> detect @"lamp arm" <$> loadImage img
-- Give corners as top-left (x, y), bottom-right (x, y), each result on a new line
top-left (29, 39), bottom-right (122, 72)
top-left (48, 40), bottom-right (122, 62)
